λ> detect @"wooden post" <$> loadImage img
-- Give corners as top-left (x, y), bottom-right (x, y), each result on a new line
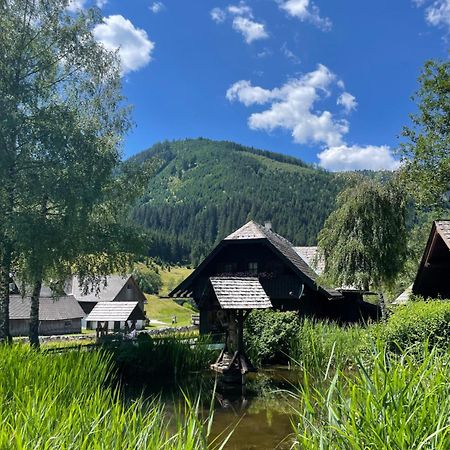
top-left (237, 309), bottom-right (244, 355)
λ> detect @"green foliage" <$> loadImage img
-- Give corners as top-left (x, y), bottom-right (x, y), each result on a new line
top-left (400, 59), bottom-right (450, 210)
top-left (374, 300), bottom-right (450, 352)
top-left (318, 177), bottom-right (408, 290)
top-left (133, 266), bottom-right (163, 294)
top-left (293, 345), bottom-right (450, 449)
top-left (103, 333), bottom-right (216, 379)
top-left (0, 344), bottom-right (219, 449)
top-left (130, 138), bottom-right (344, 264)
top-left (290, 319), bottom-right (368, 373)
top-left (244, 310), bottom-right (301, 365)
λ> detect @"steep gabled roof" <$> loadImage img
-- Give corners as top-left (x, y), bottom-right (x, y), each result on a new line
top-left (210, 277), bottom-right (272, 309)
top-left (85, 301), bottom-right (146, 322)
top-left (435, 220), bottom-right (450, 247)
top-left (70, 275), bottom-right (133, 303)
top-left (293, 246), bottom-right (325, 275)
top-left (10, 295), bottom-right (85, 321)
top-left (170, 220), bottom-right (341, 299)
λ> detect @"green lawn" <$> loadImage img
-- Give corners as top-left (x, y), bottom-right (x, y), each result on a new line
top-left (158, 265), bottom-right (193, 296)
top-left (145, 295), bottom-right (194, 327)
top-left (144, 265), bottom-right (195, 327)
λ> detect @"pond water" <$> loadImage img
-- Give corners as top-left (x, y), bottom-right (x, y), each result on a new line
top-left (126, 366), bottom-right (302, 450)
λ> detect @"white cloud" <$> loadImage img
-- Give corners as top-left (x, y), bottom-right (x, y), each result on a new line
top-left (93, 15), bottom-right (154, 75)
top-left (227, 64), bottom-right (399, 171)
top-left (211, 2), bottom-right (268, 43)
top-left (67, 0), bottom-right (87, 12)
top-left (227, 64), bottom-right (347, 147)
top-left (413, 0), bottom-right (450, 32)
top-left (278, 0), bottom-right (332, 30)
top-left (211, 7), bottom-right (226, 23)
top-left (232, 16), bottom-right (269, 43)
top-left (150, 2), bottom-right (165, 13)
top-left (67, 0), bottom-right (106, 11)
top-left (337, 92), bottom-right (357, 113)
top-left (318, 145), bottom-right (401, 171)
top-left (281, 42), bottom-right (301, 64)
top-left (425, 0), bottom-right (450, 30)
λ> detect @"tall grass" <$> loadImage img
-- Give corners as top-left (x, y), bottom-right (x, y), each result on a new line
top-left (103, 332), bottom-right (217, 382)
top-left (0, 345), bottom-right (225, 449)
top-left (291, 344), bottom-right (450, 449)
top-left (289, 319), bottom-right (368, 373)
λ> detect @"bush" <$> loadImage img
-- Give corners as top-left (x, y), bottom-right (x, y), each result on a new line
top-left (133, 266), bottom-right (163, 294)
top-left (244, 310), bottom-right (300, 365)
top-left (375, 300), bottom-right (450, 352)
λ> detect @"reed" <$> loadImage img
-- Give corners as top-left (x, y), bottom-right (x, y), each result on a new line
top-left (0, 344), bottom-right (225, 449)
top-left (291, 344), bottom-right (450, 449)
top-left (289, 319), bottom-right (368, 373)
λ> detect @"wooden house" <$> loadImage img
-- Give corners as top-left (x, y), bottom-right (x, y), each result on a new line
top-left (170, 221), bottom-right (380, 336)
top-left (9, 284), bottom-right (85, 336)
top-left (68, 274), bottom-right (147, 330)
top-left (413, 220), bottom-right (450, 299)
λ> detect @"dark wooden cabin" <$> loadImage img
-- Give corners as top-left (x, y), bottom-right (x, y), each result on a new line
top-left (413, 220), bottom-right (450, 299)
top-left (170, 221), bottom-right (379, 335)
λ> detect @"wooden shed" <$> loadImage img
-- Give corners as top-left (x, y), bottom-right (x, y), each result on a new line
top-left (170, 220), bottom-right (380, 335)
top-left (85, 301), bottom-right (147, 337)
top-left (68, 274), bottom-right (147, 330)
top-left (9, 294), bottom-right (85, 336)
top-left (413, 220), bottom-right (450, 299)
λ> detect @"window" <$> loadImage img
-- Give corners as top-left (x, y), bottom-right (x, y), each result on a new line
top-left (223, 263), bottom-right (237, 273)
top-left (248, 262), bottom-right (258, 275)
top-left (127, 284), bottom-right (132, 290)
top-left (64, 321), bottom-right (72, 327)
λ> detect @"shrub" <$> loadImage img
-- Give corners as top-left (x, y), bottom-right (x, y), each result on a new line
top-left (133, 266), bottom-right (163, 294)
top-left (244, 310), bottom-right (300, 365)
top-left (374, 300), bottom-right (450, 352)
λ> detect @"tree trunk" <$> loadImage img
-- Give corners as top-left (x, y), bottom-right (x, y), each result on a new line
top-left (0, 242), bottom-right (12, 344)
top-left (29, 278), bottom-right (42, 348)
top-left (378, 292), bottom-right (388, 321)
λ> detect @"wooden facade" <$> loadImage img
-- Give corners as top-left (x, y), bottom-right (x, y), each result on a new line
top-left (413, 220), bottom-right (450, 299)
top-left (170, 221), bottom-right (380, 336)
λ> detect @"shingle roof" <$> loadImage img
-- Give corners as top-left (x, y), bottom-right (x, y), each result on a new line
top-left (210, 277), bottom-right (272, 309)
top-left (435, 220), bottom-right (450, 248)
top-left (226, 221), bottom-right (341, 298)
top-left (392, 284), bottom-right (413, 305)
top-left (70, 275), bottom-right (131, 302)
top-left (293, 246), bottom-right (325, 275)
top-left (9, 295), bottom-right (85, 321)
top-left (85, 302), bottom-right (146, 322)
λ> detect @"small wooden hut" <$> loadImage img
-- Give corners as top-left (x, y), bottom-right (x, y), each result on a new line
top-left (207, 277), bottom-right (271, 376)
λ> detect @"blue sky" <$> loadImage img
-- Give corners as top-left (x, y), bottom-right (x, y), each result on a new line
top-left (73, 0), bottom-right (449, 170)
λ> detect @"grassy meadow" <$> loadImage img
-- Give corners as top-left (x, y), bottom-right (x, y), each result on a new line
top-left (144, 265), bottom-right (194, 327)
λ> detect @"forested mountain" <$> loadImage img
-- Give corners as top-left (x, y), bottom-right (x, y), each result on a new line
top-left (129, 138), bottom-right (344, 264)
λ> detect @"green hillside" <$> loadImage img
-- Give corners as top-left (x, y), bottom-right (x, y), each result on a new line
top-left (130, 138), bottom-right (344, 264)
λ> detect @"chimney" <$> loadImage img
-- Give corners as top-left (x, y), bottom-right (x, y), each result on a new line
top-left (264, 221), bottom-right (272, 231)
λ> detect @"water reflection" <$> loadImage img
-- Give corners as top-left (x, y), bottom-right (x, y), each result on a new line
top-left (124, 366), bottom-right (301, 450)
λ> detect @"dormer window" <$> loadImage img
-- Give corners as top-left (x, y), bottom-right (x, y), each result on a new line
top-left (249, 262), bottom-right (258, 275)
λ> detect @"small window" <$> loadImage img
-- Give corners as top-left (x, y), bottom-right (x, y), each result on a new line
top-left (224, 263), bottom-right (237, 273)
top-left (248, 262), bottom-right (258, 275)
top-left (64, 321), bottom-right (72, 327)
top-left (127, 284), bottom-right (132, 290)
